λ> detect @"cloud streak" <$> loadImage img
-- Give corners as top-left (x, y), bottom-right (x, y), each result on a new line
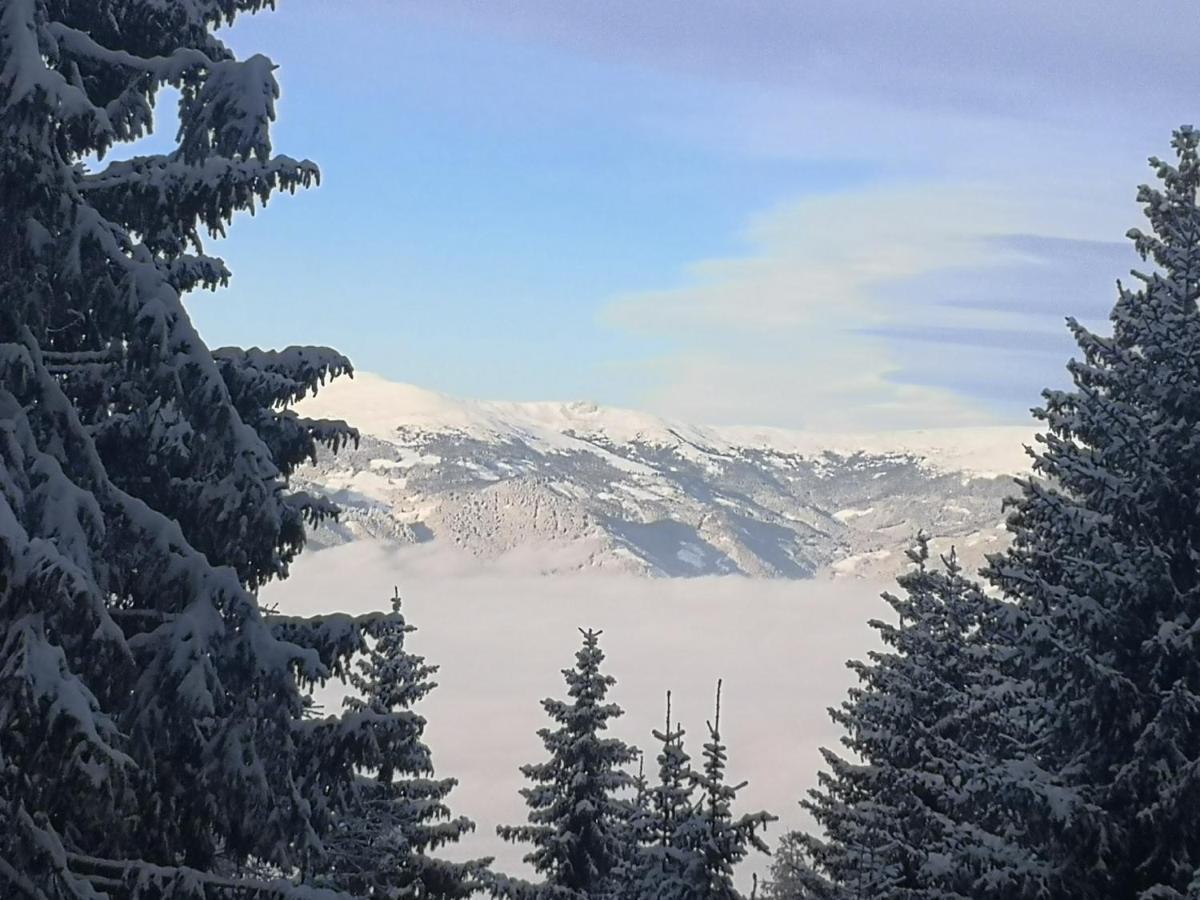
top-left (600, 181), bottom-right (1140, 429)
top-left (211, 3), bottom-right (1189, 429)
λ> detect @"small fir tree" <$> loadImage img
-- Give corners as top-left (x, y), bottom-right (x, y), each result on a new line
top-left (317, 589), bottom-right (491, 899)
top-left (635, 693), bottom-right (699, 900)
top-left (675, 682), bottom-right (775, 900)
top-left (498, 628), bottom-right (640, 900)
top-left (764, 832), bottom-right (830, 900)
top-left (614, 753), bottom-right (655, 900)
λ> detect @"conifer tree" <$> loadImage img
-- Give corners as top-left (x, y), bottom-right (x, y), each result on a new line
top-left (498, 629), bottom-right (640, 900)
top-left (674, 682), bottom-right (775, 900)
top-left (985, 125), bottom-right (1200, 898)
top-left (636, 693), bottom-right (698, 900)
top-left (781, 538), bottom-right (1050, 900)
top-left (764, 833), bottom-right (827, 900)
top-left (0, 3), bottom-right (389, 897)
top-left (316, 590), bottom-right (491, 899)
top-left (614, 753), bottom-right (655, 900)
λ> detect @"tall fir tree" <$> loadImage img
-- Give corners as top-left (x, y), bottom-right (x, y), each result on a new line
top-left (985, 125), bottom-right (1200, 898)
top-left (498, 629), bottom-right (640, 900)
top-left (316, 590), bottom-right (491, 899)
top-left (779, 538), bottom-right (1052, 900)
top-left (0, 3), bottom-right (402, 897)
top-left (674, 682), bottom-right (775, 900)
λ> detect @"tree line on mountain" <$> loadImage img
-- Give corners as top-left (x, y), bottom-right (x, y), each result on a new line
top-left (6, 2), bottom-right (1200, 899)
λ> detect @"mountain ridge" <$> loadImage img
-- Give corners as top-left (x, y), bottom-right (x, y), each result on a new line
top-left (293, 373), bottom-right (1036, 579)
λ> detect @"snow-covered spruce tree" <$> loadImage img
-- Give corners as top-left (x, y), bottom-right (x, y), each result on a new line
top-left (673, 682), bottom-right (774, 900)
top-left (312, 590), bottom-right (491, 899)
top-left (0, 3), bottom-right (386, 897)
top-left (985, 125), bottom-right (1200, 899)
top-left (632, 693), bottom-right (698, 900)
top-left (497, 629), bottom-right (640, 900)
top-left (613, 753), bottom-right (654, 900)
top-left (778, 538), bottom-right (1051, 900)
top-left (764, 832), bottom-right (827, 900)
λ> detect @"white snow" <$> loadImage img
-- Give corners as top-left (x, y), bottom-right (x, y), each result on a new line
top-left (617, 481), bottom-right (675, 503)
top-left (676, 542), bottom-right (708, 568)
top-left (720, 426), bottom-right (1035, 478)
top-left (833, 506), bottom-right (875, 523)
top-left (320, 469), bottom-right (397, 502)
top-left (831, 549), bottom-right (894, 576)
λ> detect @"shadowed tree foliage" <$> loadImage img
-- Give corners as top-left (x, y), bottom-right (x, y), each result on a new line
top-left (773, 538), bottom-right (1050, 900)
top-left (0, 3), bottom-right (437, 897)
top-left (779, 126), bottom-right (1200, 900)
top-left (986, 125), bottom-right (1200, 899)
top-left (498, 629), bottom-right (640, 900)
top-left (317, 590), bottom-right (491, 899)
top-left (672, 682), bottom-right (775, 900)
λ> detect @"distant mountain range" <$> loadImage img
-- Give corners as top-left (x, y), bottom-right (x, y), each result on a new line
top-left (293, 373), bottom-right (1037, 579)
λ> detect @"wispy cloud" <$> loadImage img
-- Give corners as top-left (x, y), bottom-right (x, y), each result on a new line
top-left (210, 2), bottom-right (1190, 428)
top-left (399, 1), bottom-right (1194, 122)
top-left (602, 184), bottom-right (1138, 429)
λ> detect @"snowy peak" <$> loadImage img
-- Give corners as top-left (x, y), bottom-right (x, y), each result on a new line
top-left (300, 372), bottom-right (729, 455)
top-left (300, 372), bottom-right (1035, 477)
top-left (294, 374), bottom-right (1035, 579)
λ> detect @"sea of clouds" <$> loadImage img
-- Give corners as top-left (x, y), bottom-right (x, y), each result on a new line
top-left (263, 541), bottom-right (894, 887)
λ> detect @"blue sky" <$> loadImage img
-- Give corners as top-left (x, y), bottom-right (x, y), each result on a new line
top-left (181, 1), bottom-right (1196, 429)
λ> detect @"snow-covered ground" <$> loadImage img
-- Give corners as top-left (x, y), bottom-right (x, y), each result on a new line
top-left (263, 541), bottom-right (892, 888)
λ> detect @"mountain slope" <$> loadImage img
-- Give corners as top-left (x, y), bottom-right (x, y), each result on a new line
top-left (293, 374), bottom-right (1035, 579)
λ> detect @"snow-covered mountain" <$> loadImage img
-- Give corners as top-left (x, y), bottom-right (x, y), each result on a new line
top-left (293, 373), bottom-right (1036, 579)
